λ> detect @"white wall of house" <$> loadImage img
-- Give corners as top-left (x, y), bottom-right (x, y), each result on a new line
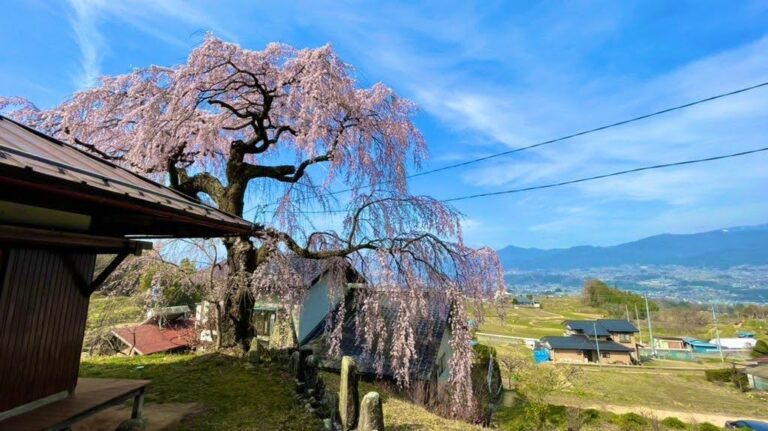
top-left (296, 274), bottom-right (338, 343)
top-left (436, 326), bottom-right (454, 382)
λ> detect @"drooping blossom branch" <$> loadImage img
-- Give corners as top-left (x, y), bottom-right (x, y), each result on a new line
top-left (0, 35), bottom-right (505, 418)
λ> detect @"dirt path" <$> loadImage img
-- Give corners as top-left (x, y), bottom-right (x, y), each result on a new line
top-left (73, 402), bottom-right (205, 431)
top-left (563, 401), bottom-right (768, 426)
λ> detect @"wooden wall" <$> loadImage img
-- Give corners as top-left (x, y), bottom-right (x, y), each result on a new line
top-left (0, 248), bottom-right (95, 413)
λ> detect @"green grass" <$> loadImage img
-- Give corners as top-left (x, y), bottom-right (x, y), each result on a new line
top-left (84, 293), bottom-right (144, 350)
top-left (548, 366), bottom-right (768, 418)
top-left (476, 297), bottom-right (603, 339)
top-left (478, 296), bottom-right (767, 347)
top-left (80, 353), bottom-right (323, 430)
top-left (476, 296), bottom-right (768, 426)
top-left (321, 371), bottom-right (482, 431)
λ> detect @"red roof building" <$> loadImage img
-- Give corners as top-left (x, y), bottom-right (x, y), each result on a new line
top-left (112, 319), bottom-right (196, 355)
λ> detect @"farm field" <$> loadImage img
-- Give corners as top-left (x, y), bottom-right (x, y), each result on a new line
top-left (476, 297), bottom-right (603, 339)
top-left (478, 295), bottom-right (768, 428)
top-left (478, 295), bottom-right (768, 345)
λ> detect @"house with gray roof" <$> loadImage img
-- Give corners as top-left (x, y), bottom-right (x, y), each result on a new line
top-left (545, 318), bottom-right (640, 364)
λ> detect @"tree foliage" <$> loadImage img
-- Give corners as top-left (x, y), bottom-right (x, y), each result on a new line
top-left (0, 35), bottom-right (505, 417)
top-left (581, 279), bottom-right (657, 318)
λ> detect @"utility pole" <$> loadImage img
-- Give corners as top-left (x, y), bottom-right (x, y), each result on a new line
top-left (644, 294), bottom-right (656, 356)
top-left (625, 304), bottom-right (630, 321)
top-left (712, 304), bottom-right (725, 363)
top-left (593, 322), bottom-right (602, 367)
top-left (634, 303), bottom-right (643, 344)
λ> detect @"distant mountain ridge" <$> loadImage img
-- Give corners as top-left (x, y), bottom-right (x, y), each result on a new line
top-left (498, 223), bottom-right (768, 269)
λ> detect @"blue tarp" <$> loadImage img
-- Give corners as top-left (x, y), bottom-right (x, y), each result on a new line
top-left (534, 348), bottom-right (550, 363)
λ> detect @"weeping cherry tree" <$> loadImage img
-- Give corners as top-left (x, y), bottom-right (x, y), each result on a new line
top-left (1, 35), bottom-right (505, 417)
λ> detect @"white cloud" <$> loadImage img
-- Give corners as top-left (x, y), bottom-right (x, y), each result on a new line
top-left (64, 0), bottom-right (237, 89)
top-left (67, 0), bottom-right (104, 89)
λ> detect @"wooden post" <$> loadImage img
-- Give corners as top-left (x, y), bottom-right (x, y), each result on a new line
top-left (131, 388), bottom-right (145, 419)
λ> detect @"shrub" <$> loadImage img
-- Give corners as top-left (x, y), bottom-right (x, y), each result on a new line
top-left (612, 412), bottom-right (649, 431)
top-left (581, 408), bottom-right (601, 423)
top-left (751, 339), bottom-right (768, 358)
top-left (697, 422), bottom-right (721, 431)
top-left (704, 368), bottom-right (732, 383)
top-left (661, 416), bottom-right (687, 429)
top-left (473, 343), bottom-right (497, 362)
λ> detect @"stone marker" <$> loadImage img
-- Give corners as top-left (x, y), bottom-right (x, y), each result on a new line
top-left (289, 351), bottom-right (300, 376)
top-left (339, 356), bottom-right (359, 431)
top-left (358, 391), bottom-right (385, 431)
top-left (304, 355), bottom-right (318, 390)
top-left (247, 341), bottom-right (261, 364)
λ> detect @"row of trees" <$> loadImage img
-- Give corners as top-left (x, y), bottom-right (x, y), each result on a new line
top-left (581, 279), bottom-right (657, 318)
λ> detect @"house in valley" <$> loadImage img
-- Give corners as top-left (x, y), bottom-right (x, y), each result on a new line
top-left (540, 319), bottom-right (640, 365)
top-left (541, 335), bottom-right (634, 364)
top-left (654, 336), bottom-right (689, 350)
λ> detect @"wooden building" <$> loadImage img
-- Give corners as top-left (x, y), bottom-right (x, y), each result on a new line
top-left (0, 115), bottom-right (254, 429)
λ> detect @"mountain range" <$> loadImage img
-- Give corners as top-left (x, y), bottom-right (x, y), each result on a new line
top-left (498, 223), bottom-right (768, 270)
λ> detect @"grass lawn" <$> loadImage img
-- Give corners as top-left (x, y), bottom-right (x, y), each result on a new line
top-left (549, 366), bottom-right (768, 418)
top-left (80, 353), bottom-right (483, 430)
top-left (478, 295), bottom-right (767, 346)
top-left (476, 297), bottom-right (603, 339)
top-left (321, 372), bottom-right (482, 431)
top-left (80, 353), bottom-right (323, 430)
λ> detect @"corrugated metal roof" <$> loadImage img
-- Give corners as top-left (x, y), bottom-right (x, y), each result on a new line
top-left (112, 319), bottom-right (195, 355)
top-left (0, 115), bottom-right (255, 237)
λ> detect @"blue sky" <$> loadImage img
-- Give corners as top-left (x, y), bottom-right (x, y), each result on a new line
top-left (2, 1), bottom-right (768, 249)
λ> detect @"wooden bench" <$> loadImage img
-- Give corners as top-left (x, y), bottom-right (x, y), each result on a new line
top-left (0, 378), bottom-right (149, 431)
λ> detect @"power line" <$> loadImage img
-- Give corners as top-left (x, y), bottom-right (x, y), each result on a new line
top-left (295, 145), bottom-right (768, 213)
top-left (244, 79), bottom-right (768, 215)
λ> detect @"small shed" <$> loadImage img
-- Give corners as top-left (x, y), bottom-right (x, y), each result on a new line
top-left (0, 116), bottom-right (254, 428)
top-left (654, 336), bottom-right (689, 351)
top-left (681, 337), bottom-right (720, 353)
top-left (745, 365), bottom-right (768, 391)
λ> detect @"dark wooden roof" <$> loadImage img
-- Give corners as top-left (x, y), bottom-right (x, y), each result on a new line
top-left (542, 335), bottom-right (633, 352)
top-left (565, 319), bottom-right (638, 336)
top-left (0, 115), bottom-right (255, 238)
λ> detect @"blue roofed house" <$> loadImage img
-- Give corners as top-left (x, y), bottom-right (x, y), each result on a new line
top-left (541, 319), bottom-right (640, 365)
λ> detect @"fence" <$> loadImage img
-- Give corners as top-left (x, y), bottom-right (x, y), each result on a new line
top-left (639, 348), bottom-right (751, 362)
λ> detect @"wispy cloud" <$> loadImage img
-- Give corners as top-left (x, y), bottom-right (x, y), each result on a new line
top-left (64, 0), bottom-right (237, 89)
top-left (67, 0), bottom-right (104, 89)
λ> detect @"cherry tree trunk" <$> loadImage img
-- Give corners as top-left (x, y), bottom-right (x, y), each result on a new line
top-left (223, 236), bottom-right (256, 352)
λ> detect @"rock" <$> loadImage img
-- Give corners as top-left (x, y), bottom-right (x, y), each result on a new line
top-left (339, 356), bottom-right (359, 431)
top-left (304, 354), bottom-right (318, 389)
top-left (289, 351), bottom-right (301, 380)
top-left (115, 418), bottom-right (147, 431)
top-left (314, 376), bottom-right (326, 401)
top-left (324, 391), bottom-right (340, 428)
top-left (358, 392), bottom-right (384, 431)
top-left (247, 341), bottom-right (261, 364)
top-left (268, 310), bottom-right (298, 350)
